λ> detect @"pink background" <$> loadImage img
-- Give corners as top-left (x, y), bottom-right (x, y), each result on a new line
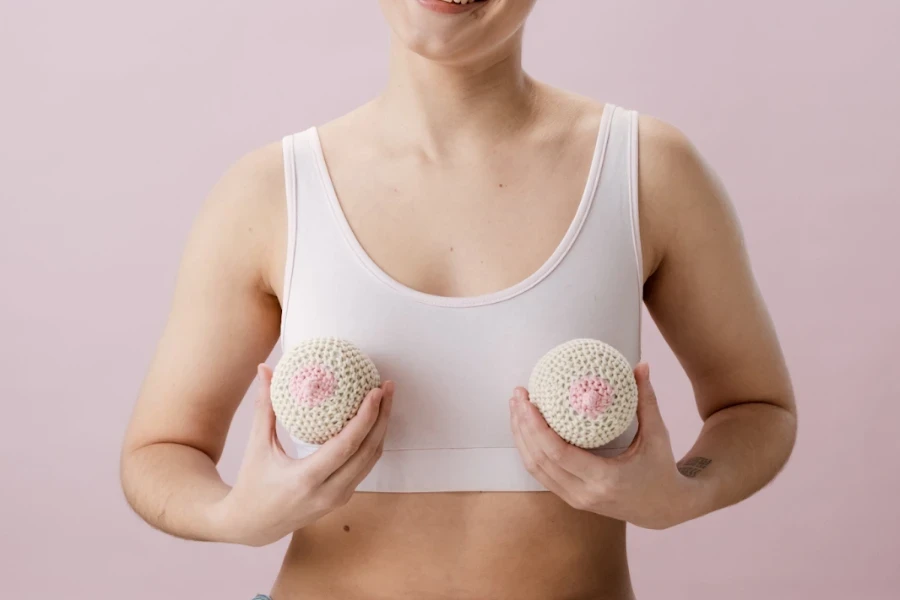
top-left (2, 1), bottom-right (898, 598)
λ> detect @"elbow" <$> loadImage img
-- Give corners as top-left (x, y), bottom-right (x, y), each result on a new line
top-left (118, 435), bottom-right (165, 520)
top-left (771, 385), bottom-right (799, 457)
top-left (783, 400), bottom-right (798, 459)
top-left (753, 396), bottom-right (798, 471)
top-left (118, 442), bottom-right (145, 517)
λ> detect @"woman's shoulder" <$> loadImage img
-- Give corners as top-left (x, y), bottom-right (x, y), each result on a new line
top-left (210, 140), bottom-right (287, 223)
top-left (189, 139), bottom-right (288, 296)
top-left (633, 111), bottom-right (739, 283)
top-left (635, 113), bottom-right (719, 214)
top-left (546, 82), bottom-right (692, 148)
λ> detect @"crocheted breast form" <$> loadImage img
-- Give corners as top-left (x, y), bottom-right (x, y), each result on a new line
top-left (528, 338), bottom-right (638, 449)
top-left (271, 338), bottom-right (381, 445)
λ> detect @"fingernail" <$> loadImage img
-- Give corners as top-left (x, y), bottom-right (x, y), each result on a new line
top-left (509, 397), bottom-right (516, 410)
top-left (373, 388), bottom-right (384, 407)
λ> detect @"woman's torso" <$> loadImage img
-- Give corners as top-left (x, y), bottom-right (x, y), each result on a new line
top-left (267, 94), bottom-right (647, 599)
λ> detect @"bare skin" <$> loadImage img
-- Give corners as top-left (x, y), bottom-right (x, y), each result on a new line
top-left (121, 2), bottom-right (796, 599)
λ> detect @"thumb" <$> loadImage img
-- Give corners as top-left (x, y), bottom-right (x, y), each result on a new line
top-left (250, 364), bottom-right (279, 450)
top-left (633, 362), bottom-right (666, 433)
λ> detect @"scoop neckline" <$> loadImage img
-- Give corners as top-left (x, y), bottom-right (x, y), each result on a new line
top-left (308, 104), bottom-right (616, 308)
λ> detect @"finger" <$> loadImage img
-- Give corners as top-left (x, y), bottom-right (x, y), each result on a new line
top-left (513, 389), bottom-right (598, 483)
top-left (633, 362), bottom-right (667, 438)
top-left (250, 364), bottom-right (286, 456)
top-left (512, 394), bottom-right (586, 491)
top-left (512, 406), bottom-right (580, 506)
top-left (325, 380), bottom-right (395, 492)
top-left (510, 398), bottom-right (583, 506)
top-left (301, 385), bottom-right (384, 483)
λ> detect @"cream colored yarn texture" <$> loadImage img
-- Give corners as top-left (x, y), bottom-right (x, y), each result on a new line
top-left (271, 337), bottom-right (381, 445)
top-left (528, 339), bottom-right (638, 449)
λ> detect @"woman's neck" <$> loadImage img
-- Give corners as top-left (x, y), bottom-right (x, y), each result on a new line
top-left (374, 32), bottom-right (542, 154)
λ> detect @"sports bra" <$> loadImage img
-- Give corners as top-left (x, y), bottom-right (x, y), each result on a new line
top-left (279, 104), bottom-right (643, 492)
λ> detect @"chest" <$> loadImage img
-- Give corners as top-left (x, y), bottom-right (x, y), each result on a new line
top-left (280, 116), bottom-right (644, 456)
top-left (320, 134), bottom-right (598, 298)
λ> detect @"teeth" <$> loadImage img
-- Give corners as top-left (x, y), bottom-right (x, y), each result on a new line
top-left (439, 0), bottom-right (479, 4)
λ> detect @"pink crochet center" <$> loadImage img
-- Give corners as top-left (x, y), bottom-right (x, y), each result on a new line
top-left (289, 364), bottom-right (336, 407)
top-left (569, 376), bottom-right (614, 418)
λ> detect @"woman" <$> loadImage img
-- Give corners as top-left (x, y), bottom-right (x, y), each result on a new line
top-left (121, 1), bottom-right (797, 598)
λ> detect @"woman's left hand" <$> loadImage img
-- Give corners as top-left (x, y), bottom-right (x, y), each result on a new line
top-left (510, 363), bottom-right (704, 530)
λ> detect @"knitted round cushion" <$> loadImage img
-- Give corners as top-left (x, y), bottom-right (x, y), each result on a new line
top-left (271, 338), bottom-right (381, 445)
top-left (528, 339), bottom-right (638, 449)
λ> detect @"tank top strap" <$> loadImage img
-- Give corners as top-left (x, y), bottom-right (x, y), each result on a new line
top-left (594, 104), bottom-right (642, 297)
top-left (566, 104), bottom-right (644, 360)
top-left (280, 128), bottom-right (343, 345)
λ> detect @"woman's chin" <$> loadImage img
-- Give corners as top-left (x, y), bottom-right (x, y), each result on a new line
top-left (379, 0), bottom-right (536, 64)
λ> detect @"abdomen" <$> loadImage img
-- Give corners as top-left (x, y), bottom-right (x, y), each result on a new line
top-left (272, 492), bottom-right (635, 600)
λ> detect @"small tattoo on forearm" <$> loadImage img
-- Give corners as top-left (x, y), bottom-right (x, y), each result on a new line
top-left (678, 457), bottom-right (712, 478)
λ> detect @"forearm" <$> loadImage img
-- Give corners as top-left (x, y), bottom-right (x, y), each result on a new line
top-left (678, 400), bottom-right (797, 520)
top-left (120, 442), bottom-right (232, 542)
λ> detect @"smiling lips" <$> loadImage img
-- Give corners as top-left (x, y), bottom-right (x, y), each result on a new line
top-left (419, 0), bottom-right (488, 15)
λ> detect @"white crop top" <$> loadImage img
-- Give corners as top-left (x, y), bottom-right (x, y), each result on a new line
top-left (280, 104), bottom-right (643, 492)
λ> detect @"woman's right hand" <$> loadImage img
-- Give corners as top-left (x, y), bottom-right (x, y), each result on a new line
top-left (213, 364), bottom-right (394, 547)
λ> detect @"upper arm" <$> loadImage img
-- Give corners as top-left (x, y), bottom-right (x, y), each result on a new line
top-left (637, 116), bottom-right (795, 418)
top-left (123, 141), bottom-right (287, 463)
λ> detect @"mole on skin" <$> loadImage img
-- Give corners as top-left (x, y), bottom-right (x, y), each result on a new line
top-left (343, 525), bottom-right (350, 532)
